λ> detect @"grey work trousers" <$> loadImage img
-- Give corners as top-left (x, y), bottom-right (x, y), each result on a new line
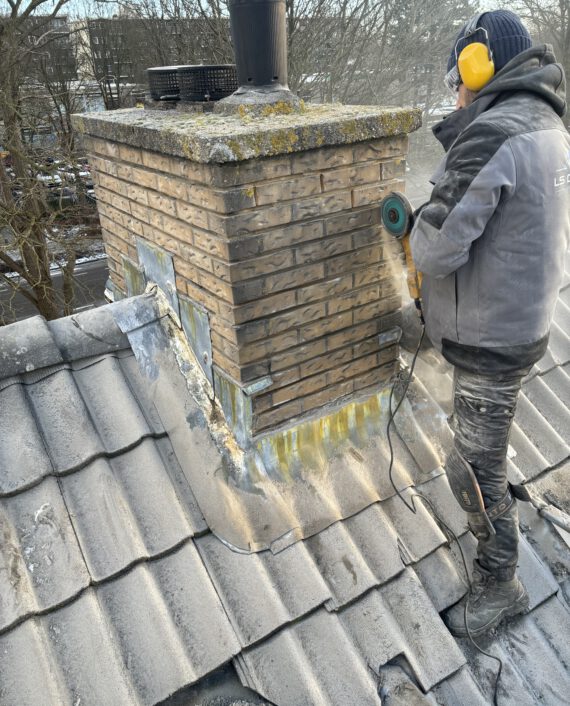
top-left (450, 366), bottom-right (530, 581)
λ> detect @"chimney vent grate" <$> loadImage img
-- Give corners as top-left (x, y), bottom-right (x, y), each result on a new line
top-left (177, 64), bottom-right (238, 102)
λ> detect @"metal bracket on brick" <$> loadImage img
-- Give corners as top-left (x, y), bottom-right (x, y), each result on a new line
top-left (378, 326), bottom-right (403, 348)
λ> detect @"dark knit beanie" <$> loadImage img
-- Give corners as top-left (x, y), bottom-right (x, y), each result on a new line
top-left (447, 10), bottom-right (532, 75)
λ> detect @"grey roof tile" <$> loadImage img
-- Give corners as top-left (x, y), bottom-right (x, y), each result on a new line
top-left (512, 394), bottom-right (569, 470)
top-left (393, 377), bottom-right (452, 474)
top-left (429, 665), bottom-right (488, 706)
top-left (523, 372), bottom-right (570, 442)
top-left (71, 355), bottom-right (153, 453)
top-left (413, 534), bottom-right (475, 613)
top-left (150, 542), bottom-right (241, 671)
top-left (0, 477), bottom-right (89, 633)
top-left (553, 295), bottom-right (570, 337)
top-left (539, 363), bottom-right (570, 409)
top-left (240, 609), bottom-right (380, 706)
top-left (516, 534), bottom-right (559, 611)
top-left (341, 503), bottom-right (406, 584)
top-left (535, 319), bottom-right (570, 374)
top-left (196, 533), bottom-right (330, 647)
top-left (60, 442), bottom-right (195, 582)
top-left (96, 554), bottom-right (235, 706)
top-left (304, 517), bottom-right (390, 610)
top-left (26, 367), bottom-right (104, 473)
top-left (0, 542), bottom-right (241, 706)
top-left (0, 619), bottom-right (68, 706)
top-left (560, 281), bottom-right (570, 307)
top-left (508, 424), bottom-right (550, 480)
top-left (153, 437), bottom-right (207, 534)
top-left (48, 304), bottom-right (130, 362)
top-left (339, 568), bottom-right (465, 692)
top-left (412, 472), bottom-right (470, 539)
top-left (381, 488), bottom-right (447, 563)
top-left (43, 591), bottom-right (139, 706)
top-left (0, 315), bottom-right (62, 378)
top-left (517, 500), bottom-right (570, 585)
top-left (530, 460), bottom-right (570, 516)
top-left (456, 595), bottom-right (570, 706)
top-left (0, 381), bottom-right (52, 496)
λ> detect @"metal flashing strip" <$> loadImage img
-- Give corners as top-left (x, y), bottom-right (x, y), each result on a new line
top-left (136, 238), bottom-right (179, 317)
top-left (179, 295), bottom-right (214, 386)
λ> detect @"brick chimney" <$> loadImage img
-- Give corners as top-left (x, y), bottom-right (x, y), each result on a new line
top-left (75, 105), bottom-right (420, 442)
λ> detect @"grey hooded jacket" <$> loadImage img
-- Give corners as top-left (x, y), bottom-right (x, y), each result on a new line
top-left (410, 45), bottom-right (570, 373)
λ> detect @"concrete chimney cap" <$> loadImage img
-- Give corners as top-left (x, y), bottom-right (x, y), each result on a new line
top-left (73, 104), bottom-right (421, 164)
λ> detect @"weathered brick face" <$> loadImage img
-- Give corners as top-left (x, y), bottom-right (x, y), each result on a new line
top-left (84, 133), bottom-right (407, 434)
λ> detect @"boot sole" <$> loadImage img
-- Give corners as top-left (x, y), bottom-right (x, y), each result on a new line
top-left (448, 590), bottom-right (530, 639)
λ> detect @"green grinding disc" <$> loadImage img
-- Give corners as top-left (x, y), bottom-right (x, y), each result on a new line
top-left (380, 192), bottom-right (413, 239)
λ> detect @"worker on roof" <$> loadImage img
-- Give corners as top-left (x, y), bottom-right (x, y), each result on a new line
top-left (410, 10), bottom-right (570, 637)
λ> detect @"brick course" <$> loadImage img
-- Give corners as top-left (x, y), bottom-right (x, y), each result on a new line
top-left (85, 132), bottom-right (407, 433)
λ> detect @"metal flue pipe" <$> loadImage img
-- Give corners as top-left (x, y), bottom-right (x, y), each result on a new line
top-left (228, 0), bottom-right (289, 93)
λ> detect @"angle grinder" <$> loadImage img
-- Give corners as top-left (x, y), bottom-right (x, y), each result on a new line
top-left (380, 191), bottom-right (423, 320)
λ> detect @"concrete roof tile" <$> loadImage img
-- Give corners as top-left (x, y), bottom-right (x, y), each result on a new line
top-left (96, 563), bottom-right (209, 705)
top-left (429, 665), bottom-right (488, 706)
top-left (341, 503), bottom-right (406, 584)
top-left (26, 367), bottom-right (104, 473)
top-left (456, 595), bottom-right (570, 705)
top-left (516, 534), bottom-right (559, 611)
top-left (507, 424), bottom-right (550, 480)
top-left (411, 472), bottom-right (470, 539)
top-left (43, 591), bottom-right (139, 706)
top-left (0, 619), bottom-right (68, 706)
top-left (0, 381), bottom-right (52, 496)
top-left (513, 394), bottom-right (569, 468)
top-left (305, 520), bottom-right (386, 610)
top-left (523, 370), bottom-right (570, 441)
top-left (149, 543), bottom-right (241, 672)
top-left (48, 304), bottom-right (130, 362)
top-left (196, 533), bottom-right (330, 647)
top-left (0, 477), bottom-right (90, 633)
top-left (413, 534), bottom-right (475, 613)
top-left (241, 609), bottom-right (380, 706)
top-left (340, 568), bottom-right (466, 692)
top-left (0, 316), bottom-right (62, 378)
top-left (540, 363), bottom-right (570, 409)
top-left (71, 355), bottom-right (153, 451)
top-left (60, 458), bottom-right (150, 581)
top-left (381, 488), bottom-right (447, 564)
top-left (61, 439), bottom-right (196, 582)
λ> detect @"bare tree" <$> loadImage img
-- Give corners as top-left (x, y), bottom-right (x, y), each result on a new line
top-left (1, 2), bottom-right (101, 322)
top-left (514, 0), bottom-right (570, 83)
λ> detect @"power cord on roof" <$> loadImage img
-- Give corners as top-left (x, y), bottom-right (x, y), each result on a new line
top-left (386, 325), bottom-right (503, 706)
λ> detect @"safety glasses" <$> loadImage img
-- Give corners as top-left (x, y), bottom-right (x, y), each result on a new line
top-left (444, 64), bottom-right (461, 95)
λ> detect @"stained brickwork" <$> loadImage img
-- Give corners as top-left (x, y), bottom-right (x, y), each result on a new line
top-left (84, 132), bottom-right (407, 434)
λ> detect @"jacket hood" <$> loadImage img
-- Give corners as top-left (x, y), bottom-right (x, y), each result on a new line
top-left (478, 44), bottom-right (566, 115)
top-left (433, 44), bottom-right (566, 152)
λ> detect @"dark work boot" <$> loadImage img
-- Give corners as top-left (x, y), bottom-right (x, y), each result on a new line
top-left (443, 562), bottom-right (529, 638)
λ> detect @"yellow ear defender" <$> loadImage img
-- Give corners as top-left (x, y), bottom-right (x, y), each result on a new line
top-left (454, 12), bottom-right (495, 92)
top-left (458, 41), bottom-right (495, 91)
